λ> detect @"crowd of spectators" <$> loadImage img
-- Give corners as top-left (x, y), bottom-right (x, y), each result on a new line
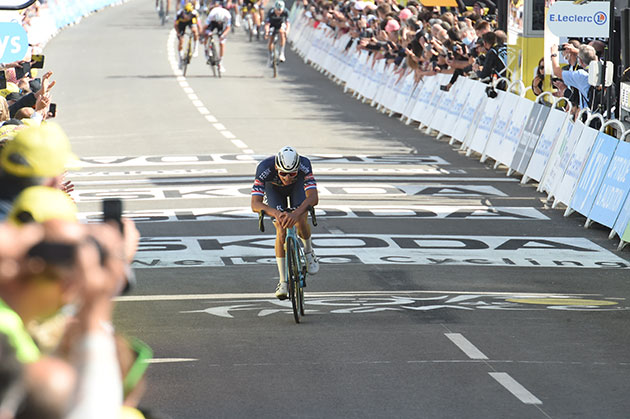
top-left (298, 0), bottom-right (621, 116)
top-left (301, 0), bottom-right (509, 91)
top-left (0, 3), bottom-right (165, 419)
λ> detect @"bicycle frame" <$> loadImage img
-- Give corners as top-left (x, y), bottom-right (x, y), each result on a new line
top-left (258, 206), bottom-right (317, 323)
top-left (204, 31), bottom-right (221, 77)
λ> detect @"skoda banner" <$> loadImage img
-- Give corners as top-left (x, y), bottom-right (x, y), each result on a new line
top-left (546, 1), bottom-right (610, 38)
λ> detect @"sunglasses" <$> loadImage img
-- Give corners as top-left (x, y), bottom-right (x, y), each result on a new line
top-left (278, 171), bottom-right (298, 177)
top-left (123, 336), bottom-right (153, 397)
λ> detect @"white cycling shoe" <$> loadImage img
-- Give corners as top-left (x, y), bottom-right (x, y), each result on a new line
top-left (275, 281), bottom-right (288, 300)
top-left (279, 52), bottom-right (286, 62)
top-left (305, 251), bottom-right (319, 275)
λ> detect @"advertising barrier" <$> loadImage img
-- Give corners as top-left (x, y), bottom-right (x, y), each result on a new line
top-left (289, 8), bottom-right (630, 250)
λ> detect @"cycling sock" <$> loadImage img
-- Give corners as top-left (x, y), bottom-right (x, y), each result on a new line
top-left (276, 257), bottom-right (287, 283)
top-left (301, 237), bottom-right (313, 253)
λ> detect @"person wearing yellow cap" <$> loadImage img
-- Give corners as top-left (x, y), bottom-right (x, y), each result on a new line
top-left (7, 185), bottom-right (77, 225)
top-left (0, 123), bottom-right (79, 221)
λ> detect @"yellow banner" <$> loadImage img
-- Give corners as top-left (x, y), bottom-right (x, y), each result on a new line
top-left (419, 0), bottom-right (458, 6)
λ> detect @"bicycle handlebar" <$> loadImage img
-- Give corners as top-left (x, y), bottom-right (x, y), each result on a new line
top-left (258, 206), bottom-right (317, 232)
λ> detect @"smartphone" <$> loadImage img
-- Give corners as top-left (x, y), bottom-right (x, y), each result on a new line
top-left (15, 62), bottom-right (31, 79)
top-left (0, 71), bottom-right (6, 90)
top-left (102, 198), bottom-right (124, 233)
top-left (31, 54), bottom-right (45, 69)
top-left (48, 103), bottom-right (56, 118)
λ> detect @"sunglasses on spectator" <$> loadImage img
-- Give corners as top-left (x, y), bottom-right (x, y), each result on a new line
top-left (123, 337), bottom-right (153, 397)
top-left (278, 171), bottom-right (298, 177)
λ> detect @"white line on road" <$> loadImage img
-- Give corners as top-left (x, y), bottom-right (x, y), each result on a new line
top-left (114, 290), bottom-right (596, 302)
top-left (445, 333), bottom-right (488, 360)
top-left (231, 139), bottom-right (248, 149)
top-left (489, 372), bottom-right (543, 405)
top-left (166, 30), bottom-right (254, 154)
top-left (148, 358), bottom-right (199, 364)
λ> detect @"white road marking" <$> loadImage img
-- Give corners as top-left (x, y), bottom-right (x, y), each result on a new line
top-left (213, 123), bottom-right (226, 131)
top-left (231, 139), bottom-right (248, 149)
top-left (166, 30), bottom-right (253, 153)
top-left (489, 372), bottom-right (543, 405)
top-left (148, 358), bottom-right (198, 363)
top-left (114, 290), bottom-right (595, 302)
top-left (445, 333), bottom-right (488, 360)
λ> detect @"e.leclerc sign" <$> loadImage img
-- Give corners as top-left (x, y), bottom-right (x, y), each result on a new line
top-left (0, 21), bottom-right (28, 63)
top-left (547, 1), bottom-right (610, 38)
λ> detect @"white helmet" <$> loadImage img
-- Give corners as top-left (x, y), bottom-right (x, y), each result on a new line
top-left (275, 146), bottom-right (299, 172)
top-left (275, 0), bottom-right (285, 10)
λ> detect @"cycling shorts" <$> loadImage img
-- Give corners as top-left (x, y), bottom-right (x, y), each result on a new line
top-left (263, 181), bottom-right (306, 212)
top-left (176, 21), bottom-right (195, 36)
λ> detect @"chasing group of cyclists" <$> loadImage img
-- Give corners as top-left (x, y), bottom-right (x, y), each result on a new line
top-left (168, 0), bottom-right (291, 73)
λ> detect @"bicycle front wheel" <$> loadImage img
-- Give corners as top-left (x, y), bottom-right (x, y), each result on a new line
top-left (286, 236), bottom-right (301, 323)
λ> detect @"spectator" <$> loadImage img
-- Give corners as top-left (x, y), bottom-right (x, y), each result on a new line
top-left (474, 31), bottom-right (507, 83)
top-left (0, 123), bottom-right (78, 220)
top-left (550, 43), bottom-right (597, 110)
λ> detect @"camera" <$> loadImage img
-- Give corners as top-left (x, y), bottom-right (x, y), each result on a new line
top-left (485, 84), bottom-right (498, 98)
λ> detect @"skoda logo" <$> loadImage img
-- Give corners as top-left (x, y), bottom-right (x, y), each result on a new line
top-left (594, 11), bottom-right (607, 25)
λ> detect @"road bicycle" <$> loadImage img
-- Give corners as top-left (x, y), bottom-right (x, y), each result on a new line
top-left (242, 8), bottom-right (255, 42)
top-left (204, 31), bottom-right (222, 78)
top-left (258, 206), bottom-right (317, 323)
top-left (269, 28), bottom-right (281, 78)
top-left (157, 0), bottom-right (166, 25)
top-left (181, 27), bottom-right (195, 76)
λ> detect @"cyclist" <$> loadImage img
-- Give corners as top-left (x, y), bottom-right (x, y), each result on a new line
top-left (264, 0), bottom-right (290, 64)
top-left (175, 2), bottom-right (202, 66)
top-left (251, 146), bottom-right (319, 300)
top-left (202, 1), bottom-right (232, 73)
top-left (241, 0), bottom-right (264, 36)
top-left (156, 0), bottom-right (172, 20)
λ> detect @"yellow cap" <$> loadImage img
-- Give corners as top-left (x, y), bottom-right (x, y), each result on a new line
top-left (0, 123), bottom-right (80, 178)
top-left (8, 186), bottom-right (77, 225)
top-left (185, 2), bottom-right (194, 11)
top-left (0, 82), bottom-right (20, 98)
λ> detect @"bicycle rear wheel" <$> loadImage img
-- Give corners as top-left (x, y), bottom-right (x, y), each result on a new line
top-left (211, 41), bottom-right (220, 78)
top-left (286, 236), bottom-right (301, 323)
top-left (272, 41), bottom-right (278, 78)
top-left (159, 0), bottom-right (166, 25)
top-left (183, 36), bottom-right (192, 76)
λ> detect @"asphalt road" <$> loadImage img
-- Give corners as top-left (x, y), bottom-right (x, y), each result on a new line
top-left (45, 1), bottom-right (630, 418)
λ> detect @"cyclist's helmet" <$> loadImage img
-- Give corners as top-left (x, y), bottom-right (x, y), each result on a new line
top-left (275, 146), bottom-right (300, 173)
top-left (275, 0), bottom-right (285, 10)
top-left (184, 2), bottom-right (194, 12)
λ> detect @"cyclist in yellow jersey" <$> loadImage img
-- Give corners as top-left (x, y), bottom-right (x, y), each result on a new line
top-left (241, 0), bottom-right (264, 36)
top-left (175, 2), bottom-right (202, 64)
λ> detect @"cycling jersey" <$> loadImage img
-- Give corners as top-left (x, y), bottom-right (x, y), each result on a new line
top-left (207, 6), bottom-right (232, 25)
top-left (266, 8), bottom-right (288, 29)
top-left (176, 9), bottom-right (199, 35)
top-left (252, 156), bottom-right (317, 211)
top-left (175, 9), bottom-right (199, 25)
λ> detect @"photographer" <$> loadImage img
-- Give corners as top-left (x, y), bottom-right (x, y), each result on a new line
top-left (550, 43), bottom-right (597, 110)
top-left (474, 30), bottom-right (507, 86)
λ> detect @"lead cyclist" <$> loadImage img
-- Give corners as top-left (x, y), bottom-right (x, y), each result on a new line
top-left (251, 146), bottom-right (319, 300)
